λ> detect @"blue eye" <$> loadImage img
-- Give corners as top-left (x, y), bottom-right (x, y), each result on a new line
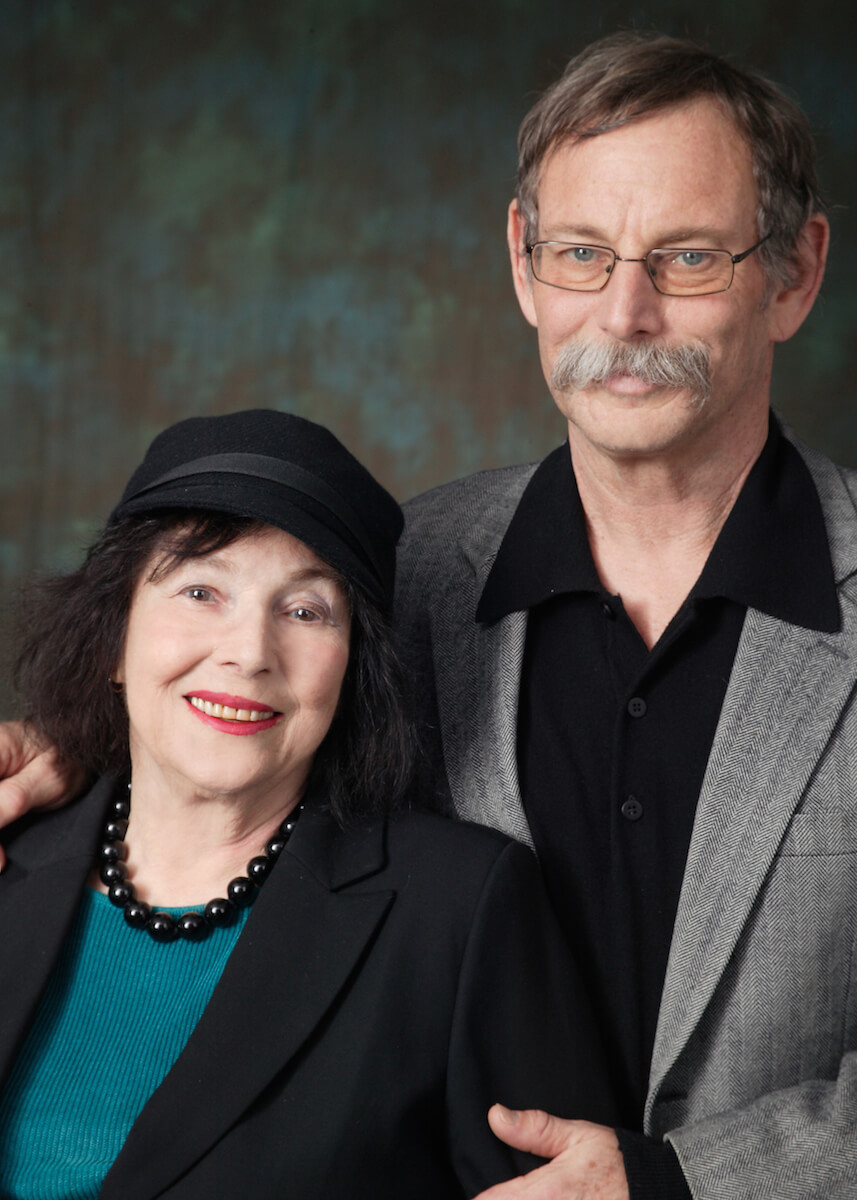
top-left (674, 251), bottom-right (709, 268)
top-left (570, 246), bottom-right (598, 263)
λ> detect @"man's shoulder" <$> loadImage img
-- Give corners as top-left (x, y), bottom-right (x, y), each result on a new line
top-left (787, 434), bottom-right (857, 580)
top-left (791, 435), bottom-right (857, 508)
top-left (401, 463), bottom-right (538, 553)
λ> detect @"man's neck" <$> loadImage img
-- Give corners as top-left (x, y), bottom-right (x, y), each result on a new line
top-left (570, 416), bottom-right (769, 649)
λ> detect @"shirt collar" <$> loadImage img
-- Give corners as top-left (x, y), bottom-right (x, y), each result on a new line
top-left (477, 415), bottom-right (839, 633)
top-left (476, 441), bottom-right (594, 623)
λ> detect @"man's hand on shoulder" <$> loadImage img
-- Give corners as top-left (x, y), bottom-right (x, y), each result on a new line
top-left (0, 722), bottom-right (80, 870)
top-left (474, 1107), bottom-right (629, 1200)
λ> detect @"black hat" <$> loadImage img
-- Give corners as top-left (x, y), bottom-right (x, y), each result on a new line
top-left (111, 410), bottom-right (403, 610)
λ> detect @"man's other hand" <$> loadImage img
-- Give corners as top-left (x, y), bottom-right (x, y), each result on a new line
top-left (474, 1106), bottom-right (630, 1200)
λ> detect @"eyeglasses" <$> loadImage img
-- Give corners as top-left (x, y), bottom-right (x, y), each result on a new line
top-left (525, 233), bottom-right (772, 297)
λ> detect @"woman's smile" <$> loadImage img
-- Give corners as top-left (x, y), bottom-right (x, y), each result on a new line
top-left (185, 693), bottom-right (283, 735)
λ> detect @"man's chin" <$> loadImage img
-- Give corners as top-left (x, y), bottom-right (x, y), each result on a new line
top-left (560, 392), bottom-right (712, 459)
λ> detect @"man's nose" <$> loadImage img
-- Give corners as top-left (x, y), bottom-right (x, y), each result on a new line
top-left (594, 257), bottom-right (666, 342)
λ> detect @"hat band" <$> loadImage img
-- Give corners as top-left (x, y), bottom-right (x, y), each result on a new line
top-left (122, 452), bottom-right (384, 584)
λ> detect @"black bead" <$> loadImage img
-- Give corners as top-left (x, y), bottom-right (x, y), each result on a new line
top-left (100, 861), bottom-right (126, 887)
top-left (147, 912), bottom-right (178, 943)
top-left (177, 911), bottom-right (208, 941)
top-left (265, 835), bottom-right (287, 859)
top-left (101, 840), bottom-right (127, 864)
top-left (104, 818), bottom-right (128, 842)
top-left (124, 900), bottom-right (151, 928)
top-left (112, 797), bottom-right (131, 819)
top-left (108, 880), bottom-right (134, 907)
top-left (247, 855), bottom-right (271, 883)
top-left (227, 876), bottom-right (255, 907)
top-left (204, 897), bottom-right (234, 925)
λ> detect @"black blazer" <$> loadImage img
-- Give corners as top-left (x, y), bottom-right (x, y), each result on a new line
top-left (0, 777), bottom-right (615, 1199)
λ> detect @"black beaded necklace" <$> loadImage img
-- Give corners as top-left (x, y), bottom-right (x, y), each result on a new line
top-left (98, 787), bottom-right (304, 943)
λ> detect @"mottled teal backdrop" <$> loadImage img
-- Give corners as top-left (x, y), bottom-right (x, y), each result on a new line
top-left (2, 0), bottom-right (856, 708)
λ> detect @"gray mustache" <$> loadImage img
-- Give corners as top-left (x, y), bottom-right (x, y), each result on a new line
top-left (551, 339), bottom-right (712, 406)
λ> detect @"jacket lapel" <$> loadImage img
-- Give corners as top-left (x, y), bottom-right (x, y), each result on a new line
top-left (430, 469), bottom-right (536, 848)
top-left (101, 806), bottom-right (394, 1200)
top-left (647, 443), bottom-right (857, 1125)
top-left (433, 547), bottom-right (533, 848)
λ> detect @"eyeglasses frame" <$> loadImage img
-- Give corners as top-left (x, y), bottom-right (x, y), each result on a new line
top-left (525, 232), bottom-right (772, 297)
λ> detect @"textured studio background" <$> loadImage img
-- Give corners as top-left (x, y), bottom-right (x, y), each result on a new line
top-left (1, 0), bottom-right (856, 710)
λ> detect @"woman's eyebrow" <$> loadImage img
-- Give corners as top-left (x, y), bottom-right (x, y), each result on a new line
top-left (285, 565), bottom-right (345, 589)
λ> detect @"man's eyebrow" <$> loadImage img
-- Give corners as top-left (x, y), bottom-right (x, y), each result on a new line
top-left (540, 224), bottom-right (733, 246)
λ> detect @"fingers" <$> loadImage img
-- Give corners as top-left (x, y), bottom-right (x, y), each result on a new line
top-left (487, 1105), bottom-right (581, 1159)
top-left (0, 721), bottom-right (39, 779)
top-left (0, 747), bottom-right (84, 872)
top-left (471, 1147), bottom-right (582, 1200)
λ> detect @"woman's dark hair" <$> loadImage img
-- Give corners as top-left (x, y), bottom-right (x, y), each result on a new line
top-left (14, 511), bottom-right (414, 823)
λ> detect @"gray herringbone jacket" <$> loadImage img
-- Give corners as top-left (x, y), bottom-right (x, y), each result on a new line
top-left (395, 434), bottom-right (857, 1200)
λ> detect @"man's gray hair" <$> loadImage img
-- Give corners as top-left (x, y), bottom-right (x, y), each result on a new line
top-left (516, 32), bottom-right (826, 289)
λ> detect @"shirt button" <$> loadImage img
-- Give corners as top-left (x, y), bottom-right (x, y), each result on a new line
top-left (601, 600), bottom-right (616, 620)
top-left (621, 796), bottom-right (643, 821)
top-left (627, 696), bottom-right (647, 718)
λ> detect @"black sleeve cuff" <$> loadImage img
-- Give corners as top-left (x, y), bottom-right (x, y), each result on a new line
top-left (615, 1128), bottom-right (692, 1200)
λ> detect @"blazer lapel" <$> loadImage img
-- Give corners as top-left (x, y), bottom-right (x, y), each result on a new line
top-left (431, 537), bottom-right (533, 848)
top-left (101, 807), bottom-right (394, 1200)
top-left (647, 444), bottom-right (857, 1126)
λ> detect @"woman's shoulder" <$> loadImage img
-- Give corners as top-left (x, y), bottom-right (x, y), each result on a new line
top-left (381, 804), bottom-right (537, 889)
top-left (1, 775), bottom-right (113, 873)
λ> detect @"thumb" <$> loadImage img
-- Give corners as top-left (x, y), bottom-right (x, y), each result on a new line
top-left (487, 1105), bottom-right (578, 1159)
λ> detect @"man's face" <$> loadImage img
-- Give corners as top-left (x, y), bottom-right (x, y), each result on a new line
top-left (508, 100), bottom-right (799, 464)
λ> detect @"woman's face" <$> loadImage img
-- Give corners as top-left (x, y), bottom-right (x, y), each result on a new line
top-left (114, 525), bottom-right (351, 813)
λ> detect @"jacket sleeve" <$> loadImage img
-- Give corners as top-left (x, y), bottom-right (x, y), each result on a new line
top-left (443, 839), bottom-right (619, 1198)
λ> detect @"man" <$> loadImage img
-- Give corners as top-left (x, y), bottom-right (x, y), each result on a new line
top-left (0, 31), bottom-right (853, 1200)
top-left (394, 32), bottom-right (853, 1200)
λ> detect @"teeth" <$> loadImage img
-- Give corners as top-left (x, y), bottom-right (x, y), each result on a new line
top-left (189, 697), bottom-right (274, 722)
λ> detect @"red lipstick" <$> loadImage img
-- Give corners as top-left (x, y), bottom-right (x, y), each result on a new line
top-left (183, 693), bottom-right (283, 737)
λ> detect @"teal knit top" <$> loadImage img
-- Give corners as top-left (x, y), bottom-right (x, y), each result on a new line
top-left (0, 888), bottom-right (250, 1200)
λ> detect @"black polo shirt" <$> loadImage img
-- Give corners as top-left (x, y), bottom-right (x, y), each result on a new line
top-left (476, 416), bottom-right (839, 1194)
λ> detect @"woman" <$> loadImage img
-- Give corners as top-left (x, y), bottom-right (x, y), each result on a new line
top-left (0, 410), bottom-right (613, 1199)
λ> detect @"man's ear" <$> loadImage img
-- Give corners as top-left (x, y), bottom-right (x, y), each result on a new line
top-left (507, 199), bottom-right (538, 328)
top-left (768, 213), bottom-right (829, 344)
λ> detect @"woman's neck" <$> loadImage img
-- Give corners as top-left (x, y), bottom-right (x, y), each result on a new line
top-left (90, 773), bottom-right (304, 907)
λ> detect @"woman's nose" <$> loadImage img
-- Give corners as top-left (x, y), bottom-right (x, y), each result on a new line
top-left (216, 613), bottom-right (274, 676)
